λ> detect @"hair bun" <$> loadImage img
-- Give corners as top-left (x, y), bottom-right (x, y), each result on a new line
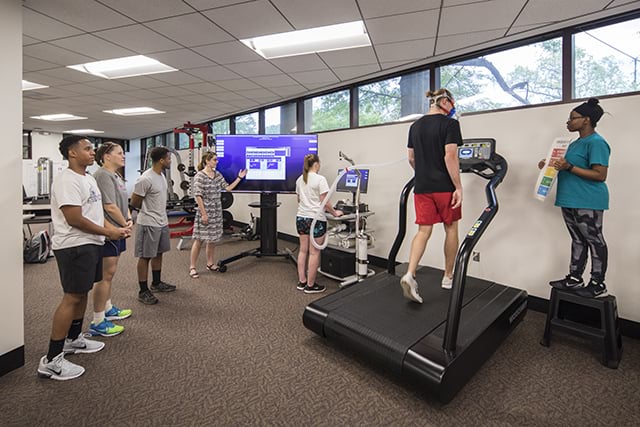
top-left (587, 98), bottom-right (600, 106)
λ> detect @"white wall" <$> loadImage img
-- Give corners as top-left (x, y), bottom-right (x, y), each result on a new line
top-left (2, 0), bottom-right (24, 362)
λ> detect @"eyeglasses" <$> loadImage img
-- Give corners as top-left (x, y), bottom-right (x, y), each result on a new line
top-left (567, 115), bottom-right (585, 121)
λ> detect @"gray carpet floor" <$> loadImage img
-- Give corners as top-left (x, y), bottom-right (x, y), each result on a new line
top-left (2, 235), bottom-right (639, 426)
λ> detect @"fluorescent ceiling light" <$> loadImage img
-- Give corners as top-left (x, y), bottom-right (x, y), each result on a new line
top-left (103, 107), bottom-right (165, 116)
top-left (65, 129), bottom-right (104, 134)
top-left (67, 55), bottom-right (177, 79)
top-left (30, 114), bottom-right (87, 121)
top-left (241, 20), bottom-right (371, 59)
top-left (22, 80), bottom-right (49, 91)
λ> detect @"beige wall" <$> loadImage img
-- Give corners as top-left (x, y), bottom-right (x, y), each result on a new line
top-left (1, 0), bottom-right (24, 359)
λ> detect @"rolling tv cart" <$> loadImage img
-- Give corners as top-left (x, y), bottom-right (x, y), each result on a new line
top-left (216, 192), bottom-right (295, 272)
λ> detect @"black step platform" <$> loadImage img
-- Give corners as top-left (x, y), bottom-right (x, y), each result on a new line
top-left (304, 266), bottom-right (527, 403)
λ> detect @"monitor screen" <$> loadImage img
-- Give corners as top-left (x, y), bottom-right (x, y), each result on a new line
top-left (215, 134), bottom-right (318, 193)
top-left (458, 138), bottom-right (495, 162)
top-left (336, 168), bottom-right (369, 194)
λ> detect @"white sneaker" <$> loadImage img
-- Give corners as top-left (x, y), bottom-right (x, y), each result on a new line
top-left (37, 353), bottom-right (85, 381)
top-left (63, 335), bottom-right (105, 355)
top-left (441, 275), bottom-right (453, 289)
top-left (400, 273), bottom-right (423, 303)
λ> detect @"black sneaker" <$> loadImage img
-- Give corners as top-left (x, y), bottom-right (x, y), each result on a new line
top-left (296, 281), bottom-right (307, 291)
top-left (576, 280), bottom-right (608, 298)
top-left (304, 284), bottom-right (326, 294)
top-left (150, 281), bottom-right (177, 292)
top-left (549, 275), bottom-right (584, 290)
top-left (138, 290), bottom-right (159, 305)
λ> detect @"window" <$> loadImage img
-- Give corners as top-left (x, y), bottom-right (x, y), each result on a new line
top-left (22, 131), bottom-right (32, 159)
top-left (440, 38), bottom-right (562, 114)
top-left (235, 112), bottom-right (258, 134)
top-left (358, 70), bottom-right (430, 126)
top-left (265, 103), bottom-right (297, 134)
top-left (573, 17), bottom-right (640, 98)
top-left (304, 90), bottom-right (350, 132)
top-left (212, 119), bottom-right (230, 136)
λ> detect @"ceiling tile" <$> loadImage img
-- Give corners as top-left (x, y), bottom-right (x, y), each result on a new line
top-left (215, 78), bottom-right (262, 90)
top-left (439, 0), bottom-right (525, 36)
top-left (202, 0), bottom-right (293, 39)
top-left (150, 86), bottom-right (197, 97)
top-left (148, 71), bottom-right (205, 85)
top-left (23, 56), bottom-right (60, 72)
top-left (226, 61), bottom-right (282, 78)
top-left (95, 24), bottom-right (182, 54)
top-left (515, 0), bottom-right (607, 27)
top-left (269, 54), bottom-right (326, 73)
top-left (126, 89), bottom-right (168, 100)
top-left (332, 64), bottom-right (381, 81)
top-left (145, 13), bottom-right (234, 47)
top-left (148, 49), bottom-right (216, 69)
top-left (366, 10), bottom-right (439, 44)
top-left (436, 29), bottom-right (506, 55)
top-left (23, 71), bottom-right (71, 87)
top-left (39, 67), bottom-right (103, 83)
top-left (270, 0), bottom-right (360, 29)
top-left (506, 23), bottom-right (547, 36)
top-left (51, 34), bottom-right (134, 60)
top-left (249, 74), bottom-right (299, 88)
top-left (180, 82), bottom-right (228, 94)
top-left (115, 75), bottom-right (170, 89)
top-left (23, 35), bottom-right (42, 46)
top-left (23, 43), bottom-right (95, 66)
top-left (375, 38), bottom-right (434, 63)
top-left (380, 60), bottom-right (419, 70)
top-left (98, 0), bottom-right (194, 22)
top-left (22, 8), bottom-right (84, 41)
top-left (184, 65), bottom-right (241, 81)
top-left (209, 91), bottom-right (250, 101)
top-left (289, 69), bottom-right (339, 85)
top-left (23, 0), bottom-right (135, 31)
top-left (84, 79), bottom-right (136, 92)
top-left (235, 88), bottom-right (277, 99)
top-left (359, 0), bottom-right (440, 19)
top-left (194, 41), bottom-right (263, 64)
top-left (319, 46), bottom-right (378, 68)
top-left (184, 0), bottom-right (253, 10)
top-left (264, 84), bottom-right (307, 98)
top-left (55, 83), bottom-right (111, 95)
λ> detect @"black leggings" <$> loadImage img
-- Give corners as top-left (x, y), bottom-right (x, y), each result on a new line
top-left (561, 208), bottom-right (608, 282)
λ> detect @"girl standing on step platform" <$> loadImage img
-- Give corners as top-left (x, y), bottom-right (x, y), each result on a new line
top-left (189, 151), bottom-right (246, 278)
top-left (539, 98), bottom-right (610, 298)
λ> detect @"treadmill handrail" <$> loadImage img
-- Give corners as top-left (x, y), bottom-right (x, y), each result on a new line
top-left (387, 177), bottom-right (415, 274)
top-left (443, 153), bottom-right (508, 353)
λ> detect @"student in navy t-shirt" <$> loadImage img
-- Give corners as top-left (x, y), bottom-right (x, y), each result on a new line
top-left (540, 98), bottom-right (610, 298)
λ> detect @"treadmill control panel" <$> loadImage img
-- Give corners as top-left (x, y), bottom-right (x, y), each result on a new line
top-left (458, 139), bottom-right (494, 162)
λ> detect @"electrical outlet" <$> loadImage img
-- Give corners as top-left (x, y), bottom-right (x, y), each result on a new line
top-left (472, 251), bottom-right (480, 262)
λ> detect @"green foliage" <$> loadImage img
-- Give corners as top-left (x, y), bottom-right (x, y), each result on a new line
top-left (235, 114), bottom-right (257, 134)
top-left (305, 91), bottom-right (350, 132)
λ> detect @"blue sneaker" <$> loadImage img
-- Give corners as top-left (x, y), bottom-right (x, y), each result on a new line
top-left (105, 305), bottom-right (132, 321)
top-left (89, 319), bottom-right (124, 337)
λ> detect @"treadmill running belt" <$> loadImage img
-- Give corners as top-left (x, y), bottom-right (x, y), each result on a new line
top-left (319, 268), bottom-right (492, 372)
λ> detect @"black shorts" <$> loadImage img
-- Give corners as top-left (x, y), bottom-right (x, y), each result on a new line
top-left (103, 239), bottom-right (126, 258)
top-left (53, 244), bottom-right (103, 294)
top-left (296, 216), bottom-right (327, 238)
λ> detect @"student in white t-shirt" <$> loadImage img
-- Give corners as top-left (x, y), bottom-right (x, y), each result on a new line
top-left (295, 154), bottom-right (343, 294)
top-left (37, 136), bottom-right (131, 381)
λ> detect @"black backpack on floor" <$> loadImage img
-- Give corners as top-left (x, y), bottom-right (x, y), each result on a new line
top-left (23, 230), bottom-right (52, 264)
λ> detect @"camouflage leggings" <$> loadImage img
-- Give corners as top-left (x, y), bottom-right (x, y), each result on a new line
top-left (561, 208), bottom-right (608, 282)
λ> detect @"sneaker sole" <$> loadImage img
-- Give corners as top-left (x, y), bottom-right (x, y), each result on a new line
top-left (37, 368), bottom-right (84, 381)
top-left (64, 344), bottom-right (105, 355)
top-left (105, 313), bottom-right (132, 321)
top-left (441, 283), bottom-right (452, 290)
top-left (88, 329), bottom-right (123, 338)
top-left (150, 287), bottom-right (176, 293)
top-left (400, 277), bottom-right (423, 303)
top-left (304, 288), bottom-right (326, 294)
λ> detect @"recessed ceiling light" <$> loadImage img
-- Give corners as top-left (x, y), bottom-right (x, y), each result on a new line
top-left (103, 107), bottom-right (165, 116)
top-left (241, 21), bottom-right (371, 59)
top-left (30, 114), bottom-right (88, 121)
top-left (22, 80), bottom-right (49, 91)
top-left (65, 129), bottom-right (105, 134)
top-left (67, 55), bottom-right (177, 79)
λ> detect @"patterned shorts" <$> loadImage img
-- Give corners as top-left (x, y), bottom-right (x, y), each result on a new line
top-left (296, 216), bottom-right (327, 238)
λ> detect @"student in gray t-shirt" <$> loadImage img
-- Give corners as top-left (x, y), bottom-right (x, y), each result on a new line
top-left (130, 147), bottom-right (175, 305)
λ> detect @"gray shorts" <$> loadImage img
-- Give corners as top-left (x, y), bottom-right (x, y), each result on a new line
top-left (135, 224), bottom-right (170, 259)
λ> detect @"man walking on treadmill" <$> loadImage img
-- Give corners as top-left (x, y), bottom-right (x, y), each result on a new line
top-left (400, 88), bottom-right (463, 303)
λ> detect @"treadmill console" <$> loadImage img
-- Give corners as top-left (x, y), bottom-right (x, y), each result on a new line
top-left (458, 138), bottom-right (495, 164)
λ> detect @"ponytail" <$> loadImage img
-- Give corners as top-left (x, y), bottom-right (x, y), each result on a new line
top-left (302, 154), bottom-right (319, 184)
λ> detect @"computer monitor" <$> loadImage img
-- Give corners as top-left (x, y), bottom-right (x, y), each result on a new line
top-left (336, 168), bottom-right (369, 195)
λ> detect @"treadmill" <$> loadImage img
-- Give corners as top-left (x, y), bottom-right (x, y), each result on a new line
top-left (303, 138), bottom-right (528, 403)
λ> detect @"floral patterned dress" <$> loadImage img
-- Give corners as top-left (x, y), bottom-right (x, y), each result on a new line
top-left (192, 170), bottom-right (228, 243)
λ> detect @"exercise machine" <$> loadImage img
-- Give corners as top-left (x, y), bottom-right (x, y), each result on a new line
top-left (303, 138), bottom-right (528, 403)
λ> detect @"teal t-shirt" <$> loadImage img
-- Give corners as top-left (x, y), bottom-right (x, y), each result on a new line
top-left (555, 133), bottom-right (610, 210)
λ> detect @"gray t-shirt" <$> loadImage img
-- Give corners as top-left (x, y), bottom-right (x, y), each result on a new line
top-left (93, 167), bottom-right (128, 227)
top-left (133, 168), bottom-right (168, 227)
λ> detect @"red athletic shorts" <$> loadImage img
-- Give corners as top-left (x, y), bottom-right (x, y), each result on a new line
top-left (414, 192), bottom-right (462, 225)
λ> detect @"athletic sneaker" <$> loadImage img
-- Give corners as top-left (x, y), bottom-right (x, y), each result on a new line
top-left (442, 275), bottom-right (453, 290)
top-left (138, 290), bottom-right (158, 305)
top-left (150, 281), bottom-right (177, 292)
top-left (304, 284), bottom-right (326, 294)
top-left (549, 275), bottom-right (584, 290)
top-left (63, 335), bottom-right (105, 355)
top-left (576, 280), bottom-right (608, 298)
top-left (89, 319), bottom-right (124, 337)
top-left (400, 272), bottom-right (423, 303)
top-left (37, 353), bottom-right (84, 381)
top-left (105, 305), bottom-right (132, 321)
top-left (296, 281), bottom-right (307, 291)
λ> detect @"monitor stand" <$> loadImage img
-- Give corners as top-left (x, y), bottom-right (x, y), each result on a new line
top-left (216, 192), bottom-right (295, 272)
